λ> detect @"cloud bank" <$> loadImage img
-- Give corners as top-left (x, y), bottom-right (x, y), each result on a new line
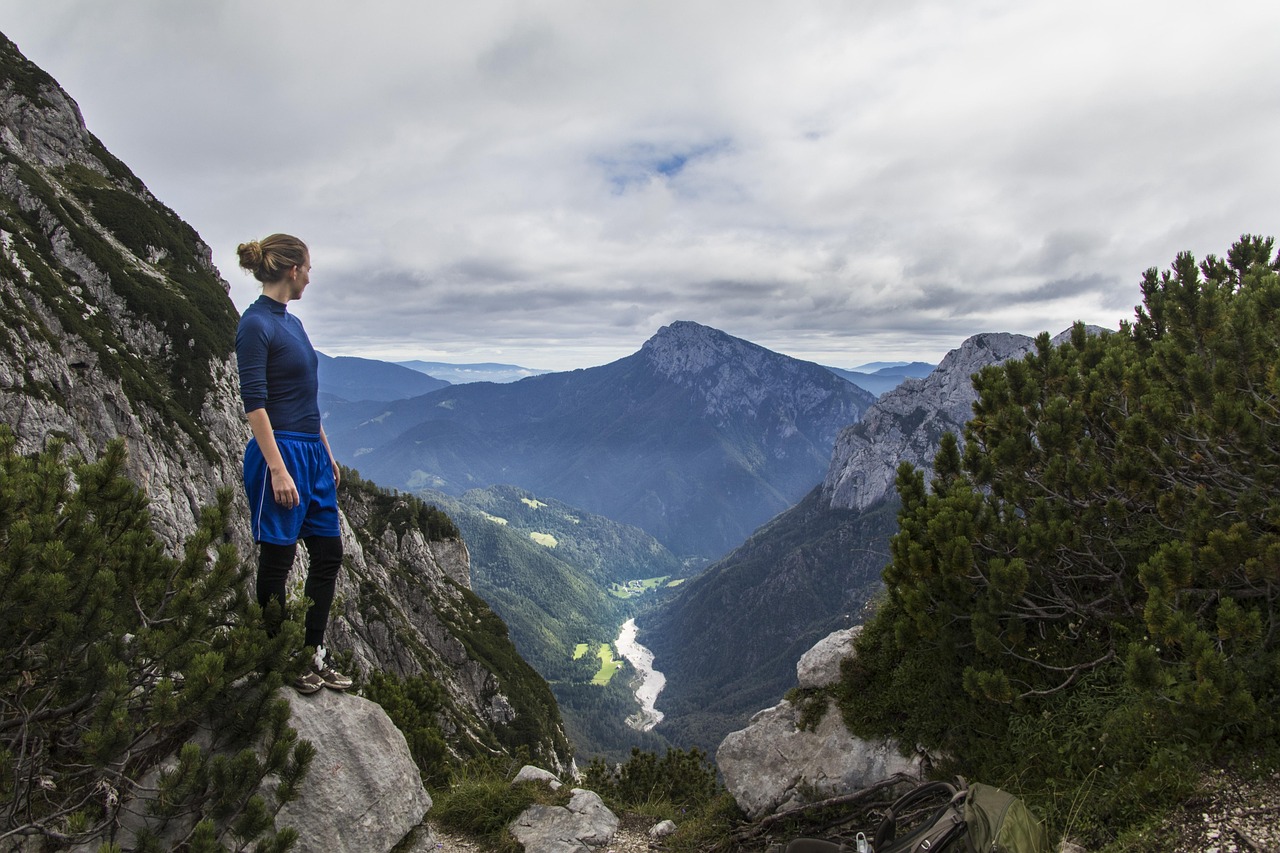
top-left (2, 0), bottom-right (1276, 369)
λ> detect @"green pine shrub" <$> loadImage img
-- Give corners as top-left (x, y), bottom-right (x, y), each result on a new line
top-left (582, 746), bottom-right (719, 812)
top-left (836, 235), bottom-right (1280, 848)
top-left (0, 426), bottom-right (311, 851)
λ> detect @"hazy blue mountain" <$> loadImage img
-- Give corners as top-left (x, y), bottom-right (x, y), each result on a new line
top-left (850, 361), bottom-right (908, 372)
top-left (827, 361), bottom-right (935, 396)
top-left (397, 360), bottom-right (550, 384)
top-left (325, 321), bottom-right (876, 560)
top-left (316, 351), bottom-right (449, 402)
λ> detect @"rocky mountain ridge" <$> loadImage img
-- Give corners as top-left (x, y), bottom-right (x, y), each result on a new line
top-left (640, 320), bottom-right (871, 428)
top-left (821, 327), bottom-right (1100, 512)
top-left (822, 331), bottom-right (1038, 511)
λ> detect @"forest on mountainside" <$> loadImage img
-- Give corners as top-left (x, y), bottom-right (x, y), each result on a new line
top-left (834, 235), bottom-right (1280, 849)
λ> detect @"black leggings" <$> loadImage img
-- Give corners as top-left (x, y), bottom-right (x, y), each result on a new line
top-left (256, 536), bottom-right (343, 649)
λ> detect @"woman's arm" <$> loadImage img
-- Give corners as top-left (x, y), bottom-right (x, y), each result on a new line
top-left (247, 408), bottom-right (299, 508)
top-left (320, 426), bottom-right (341, 488)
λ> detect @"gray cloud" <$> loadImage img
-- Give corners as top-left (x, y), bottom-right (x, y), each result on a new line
top-left (1, 0), bottom-right (1276, 370)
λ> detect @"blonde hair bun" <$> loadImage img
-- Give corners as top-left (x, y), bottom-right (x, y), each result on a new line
top-left (236, 234), bottom-right (308, 283)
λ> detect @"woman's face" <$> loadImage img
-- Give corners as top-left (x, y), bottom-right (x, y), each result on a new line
top-left (287, 256), bottom-right (311, 300)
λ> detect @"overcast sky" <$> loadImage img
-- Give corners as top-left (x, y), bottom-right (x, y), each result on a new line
top-left (3, 1), bottom-right (1277, 371)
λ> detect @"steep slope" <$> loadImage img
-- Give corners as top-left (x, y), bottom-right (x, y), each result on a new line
top-left (0, 32), bottom-right (570, 772)
top-left (643, 331), bottom-right (1053, 751)
top-left (327, 321), bottom-right (876, 559)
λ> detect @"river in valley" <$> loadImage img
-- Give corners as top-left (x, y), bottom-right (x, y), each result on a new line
top-left (614, 618), bottom-right (665, 731)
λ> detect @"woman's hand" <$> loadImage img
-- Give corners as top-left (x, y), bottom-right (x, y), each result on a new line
top-left (271, 466), bottom-right (301, 508)
top-left (331, 459), bottom-right (341, 488)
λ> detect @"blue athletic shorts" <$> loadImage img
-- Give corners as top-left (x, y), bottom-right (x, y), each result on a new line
top-left (244, 431), bottom-right (341, 544)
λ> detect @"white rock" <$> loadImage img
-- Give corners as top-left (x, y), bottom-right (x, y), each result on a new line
top-left (510, 788), bottom-right (619, 853)
top-left (515, 765), bottom-right (564, 790)
top-left (796, 627), bottom-right (863, 689)
top-left (717, 699), bottom-right (923, 820)
top-left (276, 689), bottom-right (431, 853)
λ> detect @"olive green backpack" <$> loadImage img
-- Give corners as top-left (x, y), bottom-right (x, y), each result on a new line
top-left (785, 779), bottom-right (1052, 853)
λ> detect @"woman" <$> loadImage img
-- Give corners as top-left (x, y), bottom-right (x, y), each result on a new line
top-left (235, 233), bottom-right (351, 694)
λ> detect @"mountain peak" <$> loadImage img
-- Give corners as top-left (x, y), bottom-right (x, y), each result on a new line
top-left (640, 321), bottom-right (767, 378)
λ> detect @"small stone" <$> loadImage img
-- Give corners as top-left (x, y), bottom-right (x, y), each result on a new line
top-left (648, 819), bottom-right (677, 839)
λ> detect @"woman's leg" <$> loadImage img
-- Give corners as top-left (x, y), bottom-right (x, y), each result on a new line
top-left (301, 535), bottom-right (342, 649)
top-left (257, 541), bottom-right (297, 636)
top-left (301, 535), bottom-right (351, 690)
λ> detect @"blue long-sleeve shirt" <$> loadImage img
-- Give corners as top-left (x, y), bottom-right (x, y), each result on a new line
top-left (235, 295), bottom-right (322, 434)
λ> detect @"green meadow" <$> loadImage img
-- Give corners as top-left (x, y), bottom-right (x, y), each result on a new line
top-left (607, 576), bottom-right (670, 599)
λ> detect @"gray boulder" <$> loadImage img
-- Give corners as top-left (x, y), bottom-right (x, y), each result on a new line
top-left (510, 788), bottom-right (618, 853)
top-left (717, 627), bottom-right (924, 819)
top-left (796, 626), bottom-right (863, 689)
top-left (718, 699), bottom-right (923, 820)
top-left (276, 689), bottom-right (431, 853)
top-left (514, 764), bottom-right (564, 790)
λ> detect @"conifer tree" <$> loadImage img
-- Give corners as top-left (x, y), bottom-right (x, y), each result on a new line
top-left (0, 427), bottom-right (313, 851)
top-left (840, 235), bottom-right (1280, 834)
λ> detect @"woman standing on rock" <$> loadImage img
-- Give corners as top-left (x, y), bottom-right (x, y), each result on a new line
top-left (235, 233), bottom-right (351, 695)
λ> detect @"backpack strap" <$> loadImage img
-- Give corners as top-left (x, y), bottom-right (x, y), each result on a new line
top-left (785, 840), bottom-right (851, 853)
top-left (874, 781), bottom-right (966, 852)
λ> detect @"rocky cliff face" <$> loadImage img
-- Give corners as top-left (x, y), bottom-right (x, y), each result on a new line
top-left (0, 31), bottom-right (570, 774)
top-left (820, 332), bottom-right (1037, 512)
top-left (0, 33), bottom-right (246, 551)
top-left (821, 328), bottom-right (1105, 513)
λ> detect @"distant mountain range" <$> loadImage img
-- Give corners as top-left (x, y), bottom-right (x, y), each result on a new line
top-left (316, 352), bottom-right (449, 402)
top-left (827, 361), bottom-right (935, 396)
top-left (398, 360), bottom-right (550, 384)
top-left (324, 321), bottom-right (876, 559)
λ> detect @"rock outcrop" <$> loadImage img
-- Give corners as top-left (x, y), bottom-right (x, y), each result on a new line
top-left (821, 328), bottom-right (1104, 513)
top-left (510, 788), bottom-right (619, 853)
top-left (277, 690), bottom-right (431, 853)
top-left (821, 332), bottom-right (1037, 512)
top-left (717, 628), bottom-right (925, 820)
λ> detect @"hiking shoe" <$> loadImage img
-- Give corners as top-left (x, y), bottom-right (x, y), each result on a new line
top-left (312, 645), bottom-right (353, 691)
top-left (292, 669), bottom-right (324, 695)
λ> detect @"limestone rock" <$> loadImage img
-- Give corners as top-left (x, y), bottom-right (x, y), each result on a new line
top-left (821, 328), bottom-right (1105, 513)
top-left (822, 332), bottom-right (1036, 512)
top-left (648, 819), bottom-right (677, 839)
top-left (509, 789), bottom-right (619, 853)
top-left (796, 626), bottom-right (862, 689)
top-left (717, 698), bottom-right (923, 820)
top-left (515, 765), bottom-right (564, 790)
top-left (276, 688), bottom-right (431, 853)
top-left (718, 626), bottom-right (926, 820)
